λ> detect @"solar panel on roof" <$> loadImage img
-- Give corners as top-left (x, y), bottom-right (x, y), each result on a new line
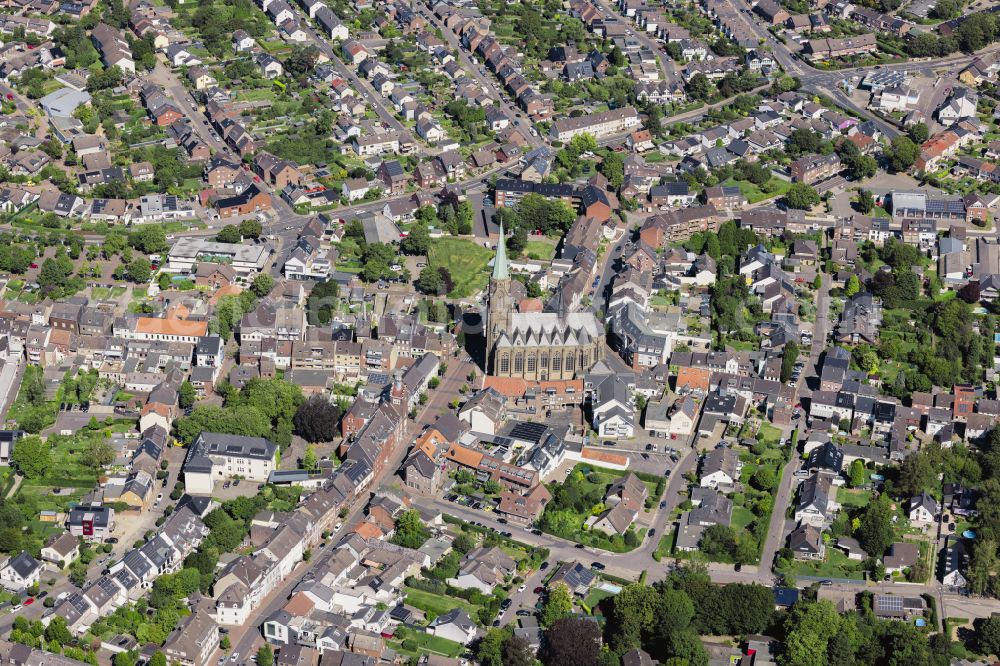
top-left (877, 595), bottom-right (904, 611)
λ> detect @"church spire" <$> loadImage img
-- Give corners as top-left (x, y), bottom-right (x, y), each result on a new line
top-left (492, 221), bottom-right (510, 281)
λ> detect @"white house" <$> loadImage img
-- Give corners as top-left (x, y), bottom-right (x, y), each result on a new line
top-left (457, 388), bottom-right (505, 435)
top-left (909, 491), bottom-right (938, 525)
top-left (937, 88), bottom-right (978, 125)
top-left (0, 552), bottom-right (42, 591)
top-left (428, 609), bottom-right (478, 644)
top-left (699, 447), bottom-right (741, 489)
top-left (41, 533), bottom-right (80, 566)
top-left (183, 433), bottom-right (279, 494)
top-left (589, 372), bottom-right (635, 439)
top-left (341, 178), bottom-right (371, 202)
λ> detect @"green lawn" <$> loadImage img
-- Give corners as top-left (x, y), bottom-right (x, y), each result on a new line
top-left (793, 548), bottom-right (866, 579)
top-left (757, 423), bottom-right (783, 446)
top-left (428, 238), bottom-right (493, 298)
top-left (524, 240), bottom-right (556, 261)
top-left (234, 89), bottom-right (277, 103)
top-left (538, 464), bottom-right (655, 553)
top-left (583, 588), bottom-right (615, 611)
top-left (404, 587), bottom-right (482, 621)
top-left (389, 632), bottom-right (465, 658)
top-left (723, 177), bottom-right (791, 204)
top-left (731, 507), bottom-right (756, 530)
top-left (837, 487), bottom-right (872, 508)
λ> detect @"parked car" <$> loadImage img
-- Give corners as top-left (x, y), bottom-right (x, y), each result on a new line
top-left (591, 562), bottom-right (606, 571)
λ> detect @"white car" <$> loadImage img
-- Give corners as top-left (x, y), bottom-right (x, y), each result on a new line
top-left (230, 653), bottom-right (239, 663)
top-left (334, 522), bottom-right (343, 532)
top-left (517, 584), bottom-right (526, 592)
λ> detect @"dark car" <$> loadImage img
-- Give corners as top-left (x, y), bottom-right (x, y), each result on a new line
top-left (516, 610), bottom-right (532, 617)
top-left (540, 561), bottom-right (549, 570)
top-left (659, 501), bottom-right (666, 509)
top-left (106, 537), bottom-right (119, 544)
top-left (500, 599), bottom-right (512, 610)
top-left (591, 562), bottom-right (606, 571)
top-left (575, 543), bottom-right (585, 549)
top-left (648, 529), bottom-right (656, 537)
top-left (533, 586), bottom-right (543, 594)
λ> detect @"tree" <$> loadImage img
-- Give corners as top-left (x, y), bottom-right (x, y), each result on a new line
top-left (302, 445), bottom-right (318, 470)
top-left (896, 452), bottom-right (936, 498)
top-left (857, 495), bottom-right (894, 557)
top-left (700, 524), bottom-right (737, 558)
top-left (751, 466), bottom-right (777, 491)
top-left (255, 645), bottom-right (273, 666)
top-left (113, 653), bottom-right (135, 666)
top-left (502, 634), bottom-right (534, 666)
top-left (150, 653), bottom-right (167, 666)
top-left (539, 617), bottom-right (602, 666)
top-left (178, 381), bottom-right (196, 410)
top-left (967, 538), bottom-right (998, 596)
top-left (292, 394), bottom-right (342, 443)
top-left (785, 183), bottom-right (821, 210)
top-left (475, 627), bottom-right (510, 666)
top-left (400, 225), bottom-right (431, 256)
top-left (888, 136), bottom-right (921, 173)
top-left (540, 582), bottom-right (573, 628)
top-left (416, 266), bottom-right (444, 294)
top-left (685, 73), bottom-right (712, 101)
top-left (11, 436), bottom-right (50, 479)
top-left (250, 273), bottom-right (273, 298)
top-left (857, 189), bottom-right (875, 215)
top-left (907, 122), bottom-right (929, 144)
top-left (306, 280), bottom-right (340, 326)
top-left (453, 532), bottom-right (476, 553)
top-left (390, 510), bottom-right (430, 549)
top-left (215, 225), bottom-right (242, 243)
top-left (848, 459), bottom-right (867, 487)
top-left (977, 614), bottom-right (1000, 656)
top-left (81, 439), bottom-right (115, 471)
top-left (845, 274), bottom-right (861, 297)
top-left (238, 219), bottom-right (263, 239)
top-left (781, 340), bottom-right (800, 383)
top-left (599, 151), bottom-right (625, 190)
top-left (782, 600), bottom-right (843, 666)
top-left (44, 616), bottom-right (72, 646)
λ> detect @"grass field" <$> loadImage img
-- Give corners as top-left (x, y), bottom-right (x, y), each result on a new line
top-left (234, 89), bottom-right (277, 102)
top-left (723, 177), bottom-right (791, 204)
top-left (404, 587), bottom-right (482, 621)
top-left (524, 240), bottom-right (556, 261)
top-left (15, 430), bottom-right (105, 519)
top-left (731, 507), bottom-right (756, 530)
top-left (389, 631), bottom-right (465, 658)
top-left (838, 487), bottom-right (872, 508)
top-left (757, 423), bottom-right (783, 446)
top-left (793, 548), bottom-right (866, 579)
top-left (91, 286), bottom-right (127, 300)
top-left (428, 238), bottom-right (493, 298)
top-left (583, 588), bottom-right (615, 610)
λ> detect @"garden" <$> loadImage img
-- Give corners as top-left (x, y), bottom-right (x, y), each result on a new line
top-left (538, 464), bottom-right (664, 552)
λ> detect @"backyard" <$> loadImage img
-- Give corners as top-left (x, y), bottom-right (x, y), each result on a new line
top-left (389, 627), bottom-right (465, 658)
top-left (538, 464), bottom-right (662, 553)
top-left (404, 586), bottom-right (483, 620)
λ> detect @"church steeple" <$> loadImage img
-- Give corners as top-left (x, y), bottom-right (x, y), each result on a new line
top-left (492, 222), bottom-right (510, 281)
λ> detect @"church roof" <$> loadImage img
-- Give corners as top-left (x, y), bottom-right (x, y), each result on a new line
top-left (493, 222), bottom-right (510, 280)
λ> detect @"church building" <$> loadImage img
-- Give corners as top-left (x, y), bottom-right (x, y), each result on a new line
top-left (485, 224), bottom-right (605, 380)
